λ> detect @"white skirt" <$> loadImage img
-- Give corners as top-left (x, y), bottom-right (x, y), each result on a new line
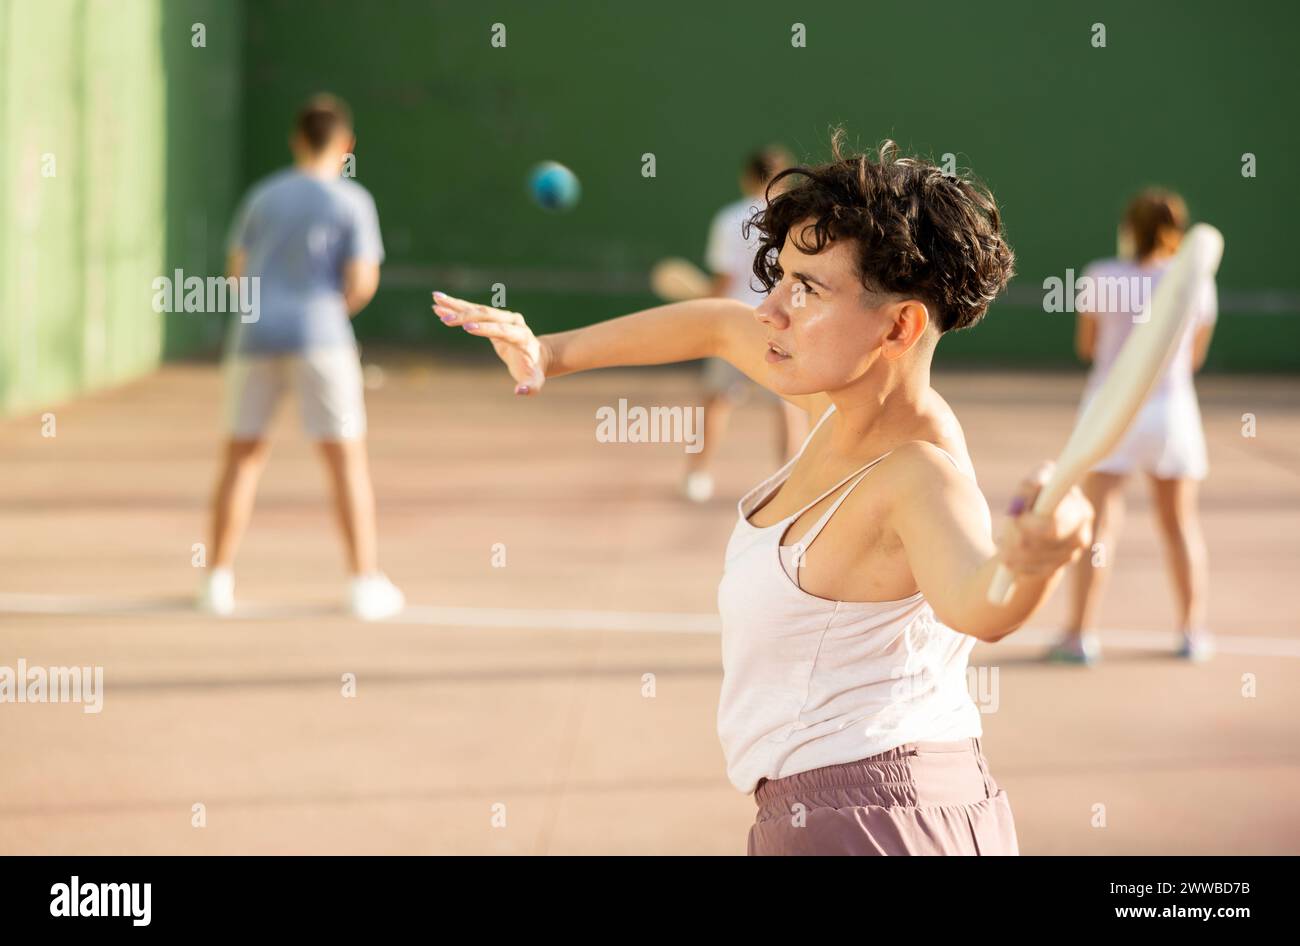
top-left (1082, 384), bottom-right (1208, 480)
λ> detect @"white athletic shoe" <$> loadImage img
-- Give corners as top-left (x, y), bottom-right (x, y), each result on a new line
top-left (349, 573), bottom-right (405, 621)
top-left (1045, 632), bottom-right (1100, 666)
top-left (1177, 630), bottom-right (1215, 663)
top-left (198, 567), bottom-right (236, 617)
top-left (684, 471), bottom-right (714, 504)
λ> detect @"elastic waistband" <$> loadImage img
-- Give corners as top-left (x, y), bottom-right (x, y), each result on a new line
top-left (753, 737), bottom-right (991, 811)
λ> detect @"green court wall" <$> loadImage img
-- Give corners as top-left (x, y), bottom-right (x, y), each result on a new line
top-left (2, 0), bottom-right (1296, 422)
top-left (0, 0), bottom-right (242, 417)
top-left (237, 0), bottom-right (1299, 371)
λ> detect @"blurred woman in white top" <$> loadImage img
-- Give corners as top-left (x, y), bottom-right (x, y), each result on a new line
top-left (683, 147), bottom-right (809, 503)
top-left (1052, 190), bottom-right (1218, 664)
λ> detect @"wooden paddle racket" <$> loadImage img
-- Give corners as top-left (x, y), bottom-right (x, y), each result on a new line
top-left (987, 223), bottom-right (1225, 604)
top-left (649, 257), bottom-right (713, 302)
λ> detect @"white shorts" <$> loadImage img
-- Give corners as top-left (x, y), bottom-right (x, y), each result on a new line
top-left (224, 346), bottom-right (367, 441)
top-left (1085, 386), bottom-right (1207, 480)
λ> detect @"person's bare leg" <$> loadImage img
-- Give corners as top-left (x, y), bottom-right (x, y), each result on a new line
top-left (317, 438), bottom-right (378, 575)
top-left (683, 392), bottom-right (737, 502)
top-left (319, 437), bottom-right (403, 620)
top-left (776, 398), bottom-right (809, 463)
top-left (686, 394), bottom-right (734, 474)
top-left (1057, 472), bottom-right (1127, 656)
top-left (209, 438), bottom-right (272, 568)
top-left (1149, 475), bottom-right (1209, 642)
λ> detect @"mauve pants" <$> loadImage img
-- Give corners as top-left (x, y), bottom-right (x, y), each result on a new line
top-left (748, 738), bottom-right (1020, 856)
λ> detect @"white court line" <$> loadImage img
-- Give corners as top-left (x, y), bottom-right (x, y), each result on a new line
top-left (0, 591), bottom-right (1297, 658)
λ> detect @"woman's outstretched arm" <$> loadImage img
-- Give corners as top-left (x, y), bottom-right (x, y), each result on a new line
top-left (544, 298), bottom-right (744, 378)
top-left (432, 291), bottom-right (825, 414)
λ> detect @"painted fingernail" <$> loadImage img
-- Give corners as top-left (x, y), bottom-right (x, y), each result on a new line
top-left (439, 314), bottom-right (454, 323)
top-left (515, 384), bottom-right (530, 395)
top-left (433, 291), bottom-right (447, 300)
top-left (464, 322), bottom-right (478, 330)
top-left (1007, 496), bottom-right (1026, 516)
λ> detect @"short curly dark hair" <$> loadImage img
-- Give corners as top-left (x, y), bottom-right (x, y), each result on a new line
top-left (748, 132), bottom-right (1015, 333)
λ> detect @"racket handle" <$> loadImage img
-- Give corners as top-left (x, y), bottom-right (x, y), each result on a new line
top-left (987, 563), bottom-right (1016, 605)
top-left (987, 472), bottom-right (1068, 606)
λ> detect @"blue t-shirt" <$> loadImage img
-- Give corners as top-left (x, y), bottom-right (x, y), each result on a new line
top-left (226, 168), bottom-right (384, 355)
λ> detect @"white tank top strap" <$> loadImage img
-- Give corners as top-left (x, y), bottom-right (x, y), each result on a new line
top-left (796, 403), bottom-right (837, 456)
top-left (740, 403), bottom-right (838, 517)
top-left (913, 441), bottom-right (973, 481)
top-left (788, 453), bottom-right (892, 553)
top-left (798, 406), bottom-right (962, 478)
top-left (931, 445), bottom-right (963, 473)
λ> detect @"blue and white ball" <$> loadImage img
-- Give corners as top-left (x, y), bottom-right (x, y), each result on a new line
top-left (528, 161), bottom-right (581, 212)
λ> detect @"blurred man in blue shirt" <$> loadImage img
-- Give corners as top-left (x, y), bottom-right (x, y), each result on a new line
top-left (199, 94), bottom-right (403, 621)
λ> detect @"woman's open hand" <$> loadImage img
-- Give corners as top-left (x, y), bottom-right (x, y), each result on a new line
top-left (433, 291), bottom-right (548, 395)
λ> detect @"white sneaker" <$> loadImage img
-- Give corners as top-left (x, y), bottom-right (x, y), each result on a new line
top-left (198, 567), bottom-right (236, 617)
top-left (684, 471), bottom-right (714, 504)
top-left (1045, 632), bottom-right (1100, 666)
top-left (349, 573), bottom-right (405, 621)
top-left (1177, 630), bottom-right (1215, 663)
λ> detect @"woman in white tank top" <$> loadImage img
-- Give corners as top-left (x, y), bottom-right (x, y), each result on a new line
top-left (1053, 190), bottom-right (1218, 665)
top-left (435, 136), bottom-right (1094, 855)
